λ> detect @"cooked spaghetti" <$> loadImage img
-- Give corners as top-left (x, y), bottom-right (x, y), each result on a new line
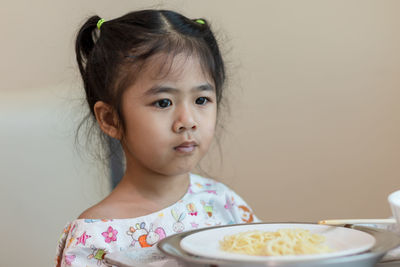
top-left (219, 228), bottom-right (333, 256)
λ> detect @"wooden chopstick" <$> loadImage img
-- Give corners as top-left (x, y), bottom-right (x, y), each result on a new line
top-left (318, 219), bottom-right (396, 225)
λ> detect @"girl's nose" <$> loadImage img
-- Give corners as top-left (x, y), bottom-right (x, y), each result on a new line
top-left (172, 106), bottom-right (197, 133)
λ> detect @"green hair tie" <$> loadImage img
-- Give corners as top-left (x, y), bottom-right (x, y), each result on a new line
top-left (195, 19), bottom-right (205, 25)
top-left (97, 18), bottom-right (105, 29)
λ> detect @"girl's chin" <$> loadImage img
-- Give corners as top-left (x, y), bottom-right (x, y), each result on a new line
top-left (156, 162), bottom-right (199, 177)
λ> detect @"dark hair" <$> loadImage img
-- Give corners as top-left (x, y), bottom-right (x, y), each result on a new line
top-left (75, 9), bottom-right (226, 136)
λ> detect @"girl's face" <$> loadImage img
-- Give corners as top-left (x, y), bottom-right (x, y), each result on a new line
top-left (119, 53), bottom-right (217, 176)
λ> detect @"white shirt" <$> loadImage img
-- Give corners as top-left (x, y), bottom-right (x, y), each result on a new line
top-left (55, 173), bottom-right (259, 266)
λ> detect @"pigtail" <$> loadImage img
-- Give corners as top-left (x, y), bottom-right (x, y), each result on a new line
top-left (75, 15), bottom-right (106, 117)
top-left (75, 15), bottom-right (102, 79)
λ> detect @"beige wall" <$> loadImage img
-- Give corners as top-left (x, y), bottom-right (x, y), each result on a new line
top-left (1, 0), bottom-right (400, 266)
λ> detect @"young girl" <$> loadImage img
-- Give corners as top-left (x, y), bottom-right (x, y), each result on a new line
top-left (56, 9), bottom-right (259, 266)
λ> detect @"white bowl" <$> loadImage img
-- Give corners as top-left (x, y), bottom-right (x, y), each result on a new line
top-left (388, 190), bottom-right (400, 225)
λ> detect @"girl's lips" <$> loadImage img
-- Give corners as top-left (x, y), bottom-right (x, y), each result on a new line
top-left (174, 141), bottom-right (198, 153)
top-left (175, 145), bottom-right (196, 153)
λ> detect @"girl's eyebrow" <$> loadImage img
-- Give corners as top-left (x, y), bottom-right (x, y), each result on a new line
top-left (144, 83), bottom-right (215, 96)
top-left (195, 83), bottom-right (215, 92)
top-left (145, 86), bottom-right (178, 96)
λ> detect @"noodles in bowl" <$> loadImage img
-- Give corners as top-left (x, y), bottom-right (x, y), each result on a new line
top-left (219, 228), bottom-right (333, 256)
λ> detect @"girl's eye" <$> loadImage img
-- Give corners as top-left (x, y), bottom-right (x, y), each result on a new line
top-left (195, 97), bottom-right (209, 105)
top-left (154, 99), bottom-right (172, 108)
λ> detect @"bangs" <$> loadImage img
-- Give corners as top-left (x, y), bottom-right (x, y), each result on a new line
top-left (123, 34), bottom-right (216, 84)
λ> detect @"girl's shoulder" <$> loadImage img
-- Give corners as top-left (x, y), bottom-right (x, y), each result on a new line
top-left (77, 197), bottom-right (135, 220)
top-left (78, 202), bottom-right (114, 220)
top-left (78, 186), bottom-right (161, 220)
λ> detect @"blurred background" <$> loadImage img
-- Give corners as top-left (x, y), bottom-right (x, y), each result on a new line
top-left (1, 0), bottom-right (399, 266)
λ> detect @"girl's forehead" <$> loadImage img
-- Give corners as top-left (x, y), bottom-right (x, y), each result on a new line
top-left (138, 53), bottom-right (213, 85)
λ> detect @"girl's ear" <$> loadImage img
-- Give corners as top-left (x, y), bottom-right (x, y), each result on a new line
top-left (93, 101), bottom-right (122, 140)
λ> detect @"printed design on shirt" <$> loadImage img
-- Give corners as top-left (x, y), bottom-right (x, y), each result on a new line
top-left (193, 181), bottom-right (217, 195)
top-left (147, 223), bottom-right (167, 245)
top-left (190, 222), bottom-right (199, 228)
top-left (224, 194), bottom-right (237, 225)
top-left (62, 223), bottom-right (72, 235)
top-left (56, 229), bottom-right (71, 267)
top-left (64, 254), bottom-right (76, 265)
top-left (171, 208), bottom-right (186, 233)
top-left (238, 205), bottom-right (254, 223)
top-left (76, 231), bottom-right (91, 246)
top-left (84, 219), bottom-right (112, 223)
top-left (66, 223), bottom-right (77, 249)
top-left (188, 184), bottom-right (194, 194)
top-left (186, 203), bottom-right (198, 216)
top-left (201, 200), bottom-right (222, 226)
top-left (87, 245), bottom-right (107, 266)
top-left (224, 195), bottom-right (235, 211)
top-left (102, 226), bottom-right (118, 243)
top-left (126, 222), bottom-right (166, 248)
top-left (201, 200), bottom-right (214, 218)
top-left (203, 183), bottom-right (217, 194)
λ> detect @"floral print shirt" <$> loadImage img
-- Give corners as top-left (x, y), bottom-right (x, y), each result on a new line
top-left (55, 173), bottom-right (259, 266)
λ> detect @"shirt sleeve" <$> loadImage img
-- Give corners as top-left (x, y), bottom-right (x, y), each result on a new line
top-left (55, 222), bottom-right (111, 267)
top-left (222, 184), bottom-right (262, 224)
top-left (55, 222), bottom-right (76, 267)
